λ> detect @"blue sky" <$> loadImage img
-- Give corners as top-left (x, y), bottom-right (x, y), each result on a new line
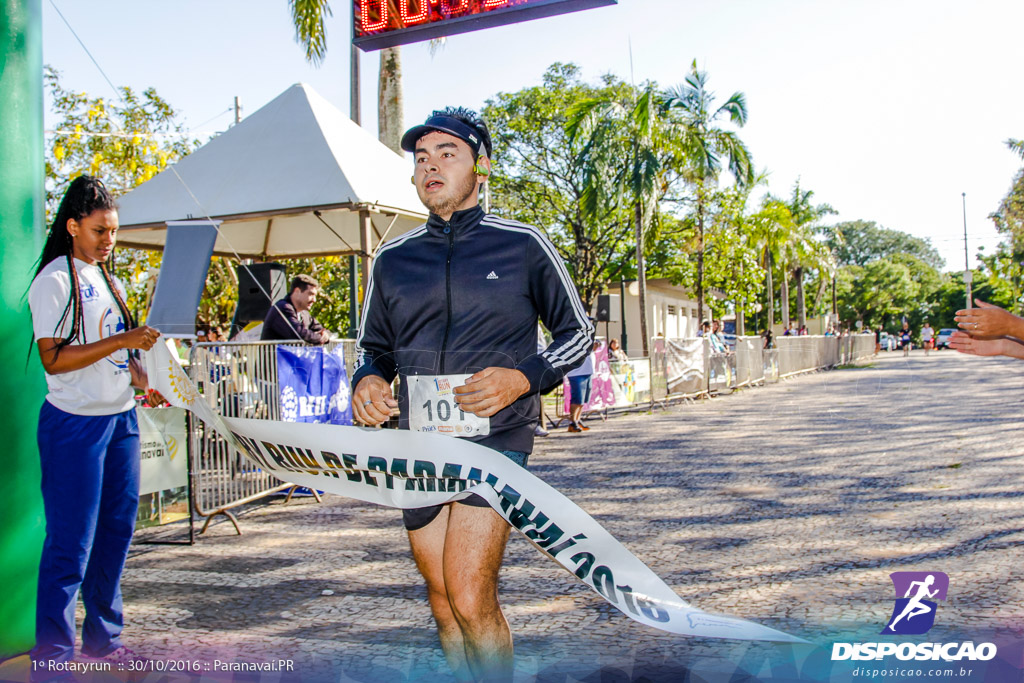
top-left (42, 0), bottom-right (1024, 271)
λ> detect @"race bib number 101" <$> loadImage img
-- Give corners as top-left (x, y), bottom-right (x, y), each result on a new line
top-left (408, 375), bottom-right (490, 438)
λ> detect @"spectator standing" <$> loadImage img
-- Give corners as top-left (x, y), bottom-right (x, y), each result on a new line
top-left (608, 338), bottom-right (628, 362)
top-left (261, 274), bottom-right (329, 344)
top-left (567, 340), bottom-right (598, 433)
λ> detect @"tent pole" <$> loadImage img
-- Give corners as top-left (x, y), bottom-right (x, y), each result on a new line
top-left (359, 209), bottom-right (373, 309)
top-left (348, 36), bottom-right (362, 337)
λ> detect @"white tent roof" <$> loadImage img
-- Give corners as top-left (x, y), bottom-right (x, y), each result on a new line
top-left (116, 83), bottom-right (427, 259)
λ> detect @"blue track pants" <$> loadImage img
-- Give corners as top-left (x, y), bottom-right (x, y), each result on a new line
top-left (32, 401), bottom-right (140, 664)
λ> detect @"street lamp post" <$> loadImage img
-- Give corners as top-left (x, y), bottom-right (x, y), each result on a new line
top-left (962, 192), bottom-right (972, 310)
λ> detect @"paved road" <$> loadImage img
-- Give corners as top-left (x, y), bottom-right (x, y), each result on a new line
top-left (12, 350), bottom-right (1024, 682)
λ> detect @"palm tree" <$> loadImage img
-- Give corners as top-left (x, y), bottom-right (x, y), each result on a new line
top-left (288, 1), bottom-right (404, 332)
top-left (567, 84), bottom-right (665, 356)
top-left (1007, 138), bottom-right (1024, 161)
top-left (780, 180), bottom-right (836, 328)
top-left (287, 1), bottom-right (403, 151)
top-left (663, 60), bottom-right (754, 324)
top-left (749, 198), bottom-right (795, 331)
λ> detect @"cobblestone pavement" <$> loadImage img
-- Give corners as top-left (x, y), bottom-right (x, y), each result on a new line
top-left (7, 350), bottom-right (1024, 682)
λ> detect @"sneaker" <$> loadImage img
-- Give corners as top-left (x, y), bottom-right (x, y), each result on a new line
top-left (533, 424), bottom-right (549, 437)
top-left (577, 423), bottom-right (591, 431)
top-left (567, 424), bottom-right (582, 433)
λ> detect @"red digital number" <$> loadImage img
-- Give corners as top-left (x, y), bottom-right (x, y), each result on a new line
top-left (440, 0), bottom-right (470, 13)
top-left (361, 0), bottom-right (520, 35)
top-left (399, 0), bottom-right (429, 25)
top-left (361, 0), bottom-right (388, 31)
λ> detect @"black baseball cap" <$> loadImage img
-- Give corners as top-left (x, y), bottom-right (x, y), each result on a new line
top-left (401, 111), bottom-right (492, 157)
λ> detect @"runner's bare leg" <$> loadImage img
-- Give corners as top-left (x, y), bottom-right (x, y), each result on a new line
top-left (408, 505), bottom-right (471, 681)
top-left (409, 503), bottom-right (514, 681)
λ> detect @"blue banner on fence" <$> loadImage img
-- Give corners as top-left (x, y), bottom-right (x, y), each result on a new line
top-left (276, 345), bottom-right (353, 425)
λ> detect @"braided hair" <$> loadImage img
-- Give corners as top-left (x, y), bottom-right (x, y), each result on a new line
top-left (33, 175), bottom-right (134, 358)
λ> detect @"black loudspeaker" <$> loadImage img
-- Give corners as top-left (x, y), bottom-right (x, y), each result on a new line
top-left (596, 294), bottom-right (619, 322)
top-left (234, 263), bottom-right (288, 324)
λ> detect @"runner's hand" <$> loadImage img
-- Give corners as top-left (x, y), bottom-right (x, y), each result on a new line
top-left (454, 367), bottom-right (530, 418)
top-left (353, 375), bottom-right (399, 426)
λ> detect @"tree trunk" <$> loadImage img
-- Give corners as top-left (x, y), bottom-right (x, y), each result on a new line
top-left (765, 249), bottom-right (775, 331)
top-left (832, 275), bottom-right (837, 317)
top-left (377, 47), bottom-right (403, 155)
top-left (780, 266), bottom-right (790, 330)
top-left (736, 259), bottom-right (745, 336)
top-left (795, 265), bottom-right (806, 329)
top-left (696, 193), bottom-right (705, 327)
top-left (636, 200), bottom-right (649, 357)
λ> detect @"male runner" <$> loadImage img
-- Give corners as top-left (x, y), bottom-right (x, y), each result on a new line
top-left (351, 107), bottom-right (594, 681)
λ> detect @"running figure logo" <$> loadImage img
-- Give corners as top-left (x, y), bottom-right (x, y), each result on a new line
top-left (883, 572), bottom-right (949, 635)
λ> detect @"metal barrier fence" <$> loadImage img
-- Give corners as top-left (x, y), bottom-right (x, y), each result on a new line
top-left (629, 333), bottom-right (875, 410)
top-left (187, 339), bottom-right (357, 534)
top-left (188, 334), bottom-right (875, 523)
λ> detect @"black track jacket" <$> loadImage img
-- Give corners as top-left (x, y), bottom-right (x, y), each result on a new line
top-left (352, 206), bottom-right (594, 453)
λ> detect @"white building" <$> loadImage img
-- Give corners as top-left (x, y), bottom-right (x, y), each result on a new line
top-left (592, 279), bottom-right (724, 358)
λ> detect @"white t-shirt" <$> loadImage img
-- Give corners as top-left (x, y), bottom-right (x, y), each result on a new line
top-left (29, 257), bottom-right (135, 416)
top-left (921, 326), bottom-right (934, 341)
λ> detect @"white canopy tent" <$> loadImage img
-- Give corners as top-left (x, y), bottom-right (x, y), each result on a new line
top-left (116, 83), bottom-right (427, 284)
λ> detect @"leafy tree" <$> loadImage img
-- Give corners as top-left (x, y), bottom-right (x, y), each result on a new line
top-left (486, 64), bottom-right (639, 313)
top-left (45, 66), bottom-right (198, 210)
top-left (663, 60), bottom-right (754, 323)
top-left (44, 66), bottom-right (199, 322)
top-left (987, 138), bottom-right (1024, 314)
top-left (931, 268), bottom-right (1013, 330)
top-left (835, 260), bottom-right (919, 329)
top-left (823, 219), bottom-right (944, 271)
top-left (699, 183), bottom-right (765, 332)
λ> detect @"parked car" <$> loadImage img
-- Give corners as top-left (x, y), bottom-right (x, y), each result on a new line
top-left (878, 332), bottom-right (896, 351)
top-left (935, 328), bottom-right (956, 349)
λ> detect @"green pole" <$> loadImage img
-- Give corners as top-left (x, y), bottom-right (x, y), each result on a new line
top-left (0, 0), bottom-right (46, 659)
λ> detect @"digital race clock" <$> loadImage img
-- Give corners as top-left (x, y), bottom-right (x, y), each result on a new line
top-left (353, 0), bottom-right (618, 51)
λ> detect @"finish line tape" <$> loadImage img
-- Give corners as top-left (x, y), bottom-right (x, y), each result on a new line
top-left (147, 341), bottom-right (802, 643)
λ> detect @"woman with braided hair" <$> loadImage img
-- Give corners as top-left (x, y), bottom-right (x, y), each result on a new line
top-left (27, 175), bottom-right (160, 678)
